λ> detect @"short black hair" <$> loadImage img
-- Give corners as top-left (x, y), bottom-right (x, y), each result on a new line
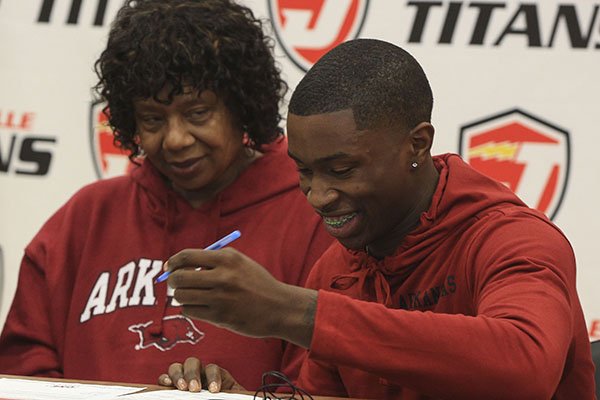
top-left (289, 38), bottom-right (433, 131)
top-left (94, 0), bottom-right (287, 158)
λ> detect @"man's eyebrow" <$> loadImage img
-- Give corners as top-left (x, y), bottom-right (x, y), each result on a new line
top-left (287, 151), bottom-right (351, 164)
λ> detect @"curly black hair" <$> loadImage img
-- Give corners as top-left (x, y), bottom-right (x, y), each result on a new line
top-left (94, 0), bottom-right (288, 158)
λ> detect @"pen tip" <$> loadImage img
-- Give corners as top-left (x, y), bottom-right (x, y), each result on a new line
top-left (155, 271), bottom-right (169, 284)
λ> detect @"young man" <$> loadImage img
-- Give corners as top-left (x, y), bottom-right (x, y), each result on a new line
top-left (160, 39), bottom-right (595, 398)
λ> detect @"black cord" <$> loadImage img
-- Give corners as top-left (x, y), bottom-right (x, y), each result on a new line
top-left (253, 371), bottom-right (314, 400)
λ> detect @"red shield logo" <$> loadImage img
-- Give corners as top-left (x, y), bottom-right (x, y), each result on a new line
top-left (89, 101), bottom-right (135, 179)
top-left (459, 109), bottom-right (570, 219)
top-left (268, 0), bottom-right (370, 71)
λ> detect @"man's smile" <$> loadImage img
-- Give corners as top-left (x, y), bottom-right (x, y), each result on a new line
top-left (323, 212), bottom-right (358, 228)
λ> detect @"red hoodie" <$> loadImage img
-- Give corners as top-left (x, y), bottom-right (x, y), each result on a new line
top-left (297, 154), bottom-right (595, 400)
top-left (0, 136), bottom-right (333, 389)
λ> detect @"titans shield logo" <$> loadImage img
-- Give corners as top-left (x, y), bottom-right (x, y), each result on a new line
top-left (459, 109), bottom-right (570, 220)
top-left (268, 0), bottom-right (370, 71)
top-left (89, 101), bottom-right (136, 179)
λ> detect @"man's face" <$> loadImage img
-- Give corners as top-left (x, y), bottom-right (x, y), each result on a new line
top-left (134, 88), bottom-right (245, 196)
top-left (287, 109), bottom-right (421, 255)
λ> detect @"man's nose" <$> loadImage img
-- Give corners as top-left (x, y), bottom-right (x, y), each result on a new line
top-left (305, 177), bottom-right (339, 212)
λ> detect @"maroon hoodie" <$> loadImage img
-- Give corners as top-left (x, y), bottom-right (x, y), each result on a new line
top-left (298, 153), bottom-right (595, 399)
top-left (0, 136), bottom-right (333, 388)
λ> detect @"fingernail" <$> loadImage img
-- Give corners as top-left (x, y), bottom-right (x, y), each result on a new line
top-left (177, 378), bottom-right (187, 390)
top-left (163, 261), bottom-right (169, 271)
top-left (164, 377), bottom-right (172, 386)
top-left (189, 379), bottom-right (200, 392)
top-left (209, 382), bottom-right (219, 393)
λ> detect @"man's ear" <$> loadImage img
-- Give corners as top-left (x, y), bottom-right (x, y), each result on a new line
top-left (408, 122), bottom-right (434, 160)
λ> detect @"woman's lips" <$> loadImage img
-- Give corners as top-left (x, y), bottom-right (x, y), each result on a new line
top-left (168, 156), bottom-right (204, 176)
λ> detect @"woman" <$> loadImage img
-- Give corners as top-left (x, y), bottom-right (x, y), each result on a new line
top-left (0, 0), bottom-right (332, 389)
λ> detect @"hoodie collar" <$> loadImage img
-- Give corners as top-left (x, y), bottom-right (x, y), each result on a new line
top-left (129, 135), bottom-right (298, 217)
top-left (331, 153), bottom-right (526, 306)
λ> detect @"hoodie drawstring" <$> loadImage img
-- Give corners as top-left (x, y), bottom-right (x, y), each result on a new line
top-left (147, 193), bottom-right (173, 337)
top-left (330, 258), bottom-right (394, 307)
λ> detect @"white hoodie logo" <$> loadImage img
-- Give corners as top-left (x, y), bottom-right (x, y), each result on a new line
top-left (80, 258), bottom-right (163, 323)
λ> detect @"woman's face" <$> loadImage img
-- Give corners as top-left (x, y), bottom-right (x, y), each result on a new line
top-left (134, 88), bottom-right (247, 199)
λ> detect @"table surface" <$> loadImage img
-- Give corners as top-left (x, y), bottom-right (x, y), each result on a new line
top-left (0, 374), bottom-right (358, 400)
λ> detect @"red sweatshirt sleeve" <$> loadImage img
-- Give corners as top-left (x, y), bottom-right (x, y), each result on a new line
top-left (297, 354), bottom-right (348, 397)
top-left (279, 222), bottom-right (333, 382)
top-left (299, 215), bottom-right (585, 399)
top-left (0, 253), bottom-right (62, 377)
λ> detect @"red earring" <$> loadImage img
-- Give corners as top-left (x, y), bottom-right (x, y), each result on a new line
top-left (242, 132), bottom-right (251, 147)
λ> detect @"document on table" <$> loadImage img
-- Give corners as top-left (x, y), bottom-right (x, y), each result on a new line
top-left (122, 390), bottom-right (255, 399)
top-left (0, 377), bottom-right (145, 400)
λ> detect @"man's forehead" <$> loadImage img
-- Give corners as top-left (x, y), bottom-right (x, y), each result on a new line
top-left (287, 111), bottom-right (372, 164)
top-left (287, 109), bottom-right (356, 128)
top-left (287, 110), bottom-right (359, 145)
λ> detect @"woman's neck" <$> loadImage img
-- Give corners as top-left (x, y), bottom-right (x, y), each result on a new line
top-left (174, 149), bottom-right (263, 209)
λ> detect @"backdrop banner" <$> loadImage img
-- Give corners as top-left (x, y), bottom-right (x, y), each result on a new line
top-left (1, 0), bottom-right (599, 339)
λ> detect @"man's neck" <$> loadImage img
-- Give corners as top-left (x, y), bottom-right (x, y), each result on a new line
top-left (367, 159), bottom-right (440, 259)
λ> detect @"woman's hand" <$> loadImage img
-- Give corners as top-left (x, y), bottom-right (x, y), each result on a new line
top-left (157, 357), bottom-right (245, 393)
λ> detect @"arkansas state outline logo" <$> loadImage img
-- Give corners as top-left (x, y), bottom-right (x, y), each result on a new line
top-left (128, 315), bottom-right (205, 351)
top-left (459, 109), bottom-right (570, 220)
top-left (89, 100), bottom-right (136, 179)
top-left (268, 0), bottom-right (370, 71)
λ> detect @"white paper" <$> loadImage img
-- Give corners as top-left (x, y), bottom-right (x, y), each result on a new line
top-left (122, 390), bottom-right (256, 400)
top-left (0, 378), bottom-right (145, 400)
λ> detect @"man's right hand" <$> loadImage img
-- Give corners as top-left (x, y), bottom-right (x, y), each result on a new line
top-left (157, 357), bottom-right (245, 393)
top-left (165, 247), bottom-right (318, 348)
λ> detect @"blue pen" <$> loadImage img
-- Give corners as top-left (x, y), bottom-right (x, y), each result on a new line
top-left (155, 230), bottom-right (242, 283)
